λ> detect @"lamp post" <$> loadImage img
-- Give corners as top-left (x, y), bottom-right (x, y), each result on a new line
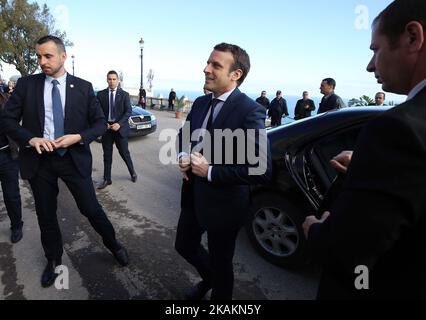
top-left (71, 54), bottom-right (75, 76)
top-left (139, 37), bottom-right (144, 89)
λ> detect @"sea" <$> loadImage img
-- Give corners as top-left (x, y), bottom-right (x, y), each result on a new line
top-left (152, 89), bottom-right (334, 119)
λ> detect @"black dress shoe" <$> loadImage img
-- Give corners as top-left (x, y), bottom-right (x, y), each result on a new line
top-left (11, 226), bottom-right (23, 244)
top-left (41, 259), bottom-right (61, 288)
top-left (131, 173), bottom-right (137, 183)
top-left (112, 244), bottom-right (129, 266)
top-left (97, 180), bottom-right (112, 190)
top-left (184, 281), bottom-right (211, 300)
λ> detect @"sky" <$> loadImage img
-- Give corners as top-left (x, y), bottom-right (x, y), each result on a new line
top-left (1, 0), bottom-right (405, 103)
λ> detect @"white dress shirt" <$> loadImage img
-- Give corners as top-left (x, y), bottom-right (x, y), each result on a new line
top-left (43, 72), bottom-right (67, 140)
top-left (407, 78), bottom-right (426, 101)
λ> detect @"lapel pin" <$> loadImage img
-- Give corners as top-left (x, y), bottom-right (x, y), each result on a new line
top-left (70, 84), bottom-right (74, 88)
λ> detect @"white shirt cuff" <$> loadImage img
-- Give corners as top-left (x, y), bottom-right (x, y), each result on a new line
top-left (208, 166), bottom-right (213, 182)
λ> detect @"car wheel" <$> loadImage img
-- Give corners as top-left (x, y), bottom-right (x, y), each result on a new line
top-left (246, 193), bottom-right (311, 268)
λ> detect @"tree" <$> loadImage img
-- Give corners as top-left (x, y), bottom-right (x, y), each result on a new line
top-left (349, 95), bottom-right (375, 107)
top-left (0, 0), bottom-right (72, 76)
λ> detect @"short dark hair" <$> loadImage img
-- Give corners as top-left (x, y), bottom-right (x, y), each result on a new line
top-left (376, 92), bottom-right (386, 99)
top-left (107, 70), bottom-right (119, 77)
top-left (276, 90), bottom-right (282, 96)
top-left (36, 35), bottom-right (66, 53)
top-left (213, 43), bottom-right (250, 86)
top-left (322, 78), bottom-right (336, 89)
top-left (373, 0), bottom-right (426, 48)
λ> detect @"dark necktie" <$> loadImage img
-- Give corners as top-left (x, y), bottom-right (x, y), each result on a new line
top-left (206, 98), bottom-right (220, 133)
top-left (52, 80), bottom-right (66, 156)
top-left (109, 90), bottom-right (115, 121)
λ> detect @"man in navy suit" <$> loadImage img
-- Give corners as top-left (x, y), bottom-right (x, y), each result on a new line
top-left (97, 70), bottom-right (137, 190)
top-left (303, 0), bottom-right (426, 299)
top-left (175, 43), bottom-right (271, 300)
top-left (2, 35), bottom-right (129, 288)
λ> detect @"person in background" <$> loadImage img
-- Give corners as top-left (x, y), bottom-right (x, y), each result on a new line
top-left (168, 88), bottom-right (177, 111)
top-left (255, 90), bottom-right (270, 110)
top-left (318, 78), bottom-right (345, 114)
top-left (374, 92), bottom-right (386, 106)
top-left (294, 91), bottom-right (316, 120)
top-left (5, 80), bottom-right (15, 95)
top-left (268, 90), bottom-right (288, 127)
top-left (97, 70), bottom-right (137, 190)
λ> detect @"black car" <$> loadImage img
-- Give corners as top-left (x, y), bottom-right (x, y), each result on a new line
top-left (128, 105), bottom-right (157, 137)
top-left (246, 106), bottom-right (390, 268)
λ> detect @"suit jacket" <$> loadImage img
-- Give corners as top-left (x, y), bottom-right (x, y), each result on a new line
top-left (268, 97), bottom-right (289, 119)
top-left (318, 93), bottom-right (344, 114)
top-left (178, 88), bottom-right (272, 229)
top-left (294, 98), bottom-right (316, 120)
top-left (309, 87), bottom-right (426, 299)
top-left (97, 87), bottom-right (132, 137)
top-left (2, 73), bottom-right (107, 180)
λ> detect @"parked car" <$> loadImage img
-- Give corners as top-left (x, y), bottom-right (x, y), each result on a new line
top-left (96, 105), bottom-right (157, 142)
top-left (128, 105), bottom-right (157, 137)
top-left (246, 106), bottom-right (391, 268)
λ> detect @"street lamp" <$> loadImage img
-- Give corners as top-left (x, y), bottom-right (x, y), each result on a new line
top-left (139, 37), bottom-right (144, 89)
top-left (71, 54), bottom-right (75, 76)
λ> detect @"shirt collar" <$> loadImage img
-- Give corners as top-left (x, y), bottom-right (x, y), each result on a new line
top-left (213, 87), bottom-right (236, 103)
top-left (407, 78), bottom-right (426, 101)
top-left (46, 72), bottom-right (67, 86)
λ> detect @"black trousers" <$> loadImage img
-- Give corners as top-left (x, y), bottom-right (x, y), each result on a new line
top-left (175, 207), bottom-right (241, 300)
top-left (271, 115), bottom-right (282, 127)
top-left (0, 150), bottom-right (22, 230)
top-left (28, 153), bottom-right (119, 262)
top-left (102, 130), bottom-right (135, 181)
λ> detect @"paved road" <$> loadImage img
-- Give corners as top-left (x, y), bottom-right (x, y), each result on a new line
top-left (0, 109), bottom-right (319, 300)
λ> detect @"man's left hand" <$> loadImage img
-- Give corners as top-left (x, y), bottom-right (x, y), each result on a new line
top-left (110, 123), bottom-right (121, 131)
top-left (302, 211), bottom-right (330, 240)
top-left (190, 152), bottom-right (209, 178)
top-left (54, 134), bottom-right (82, 149)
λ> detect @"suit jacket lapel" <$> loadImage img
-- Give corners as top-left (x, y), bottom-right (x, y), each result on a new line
top-left (36, 74), bottom-right (46, 130)
top-left (65, 74), bottom-right (76, 128)
top-left (194, 94), bottom-right (213, 130)
top-left (213, 88), bottom-right (241, 129)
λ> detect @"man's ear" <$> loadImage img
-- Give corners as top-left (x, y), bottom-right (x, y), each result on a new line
top-left (405, 21), bottom-right (424, 53)
top-left (231, 69), bottom-right (243, 82)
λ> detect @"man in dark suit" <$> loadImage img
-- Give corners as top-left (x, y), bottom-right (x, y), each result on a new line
top-left (97, 70), bottom-right (137, 190)
top-left (268, 90), bottom-right (288, 126)
top-left (318, 78), bottom-right (345, 114)
top-left (168, 88), bottom-right (176, 111)
top-left (255, 90), bottom-right (270, 110)
top-left (0, 92), bottom-right (23, 244)
top-left (175, 43), bottom-right (271, 300)
top-left (2, 35), bottom-right (129, 288)
top-left (303, 0), bottom-right (426, 299)
top-left (294, 91), bottom-right (316, 120)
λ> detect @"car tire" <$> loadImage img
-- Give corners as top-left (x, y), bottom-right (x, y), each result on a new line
top-left (245, 193), bottom-right (311, 268)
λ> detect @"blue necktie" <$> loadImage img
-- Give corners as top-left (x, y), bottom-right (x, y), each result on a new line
top-left (109, 90), bottom-right (115, 121)
top-left (52, 80), bottom-right (66, 156)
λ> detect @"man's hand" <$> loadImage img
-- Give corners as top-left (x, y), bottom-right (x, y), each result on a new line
top-left (190, 152), bottom-right (209, 178)
top-left (302, 211), bottom-right (330, 240)
top-left (330, 150), bottom-right (353, 173)
top-left (110, 123), bottom-right (121, 131)
top-left (54, 134), bottom-right (82, 149)
top-left (29, 137), bottom-right (56, 154)
top-left (179, 155), bottom-right (192, 181)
